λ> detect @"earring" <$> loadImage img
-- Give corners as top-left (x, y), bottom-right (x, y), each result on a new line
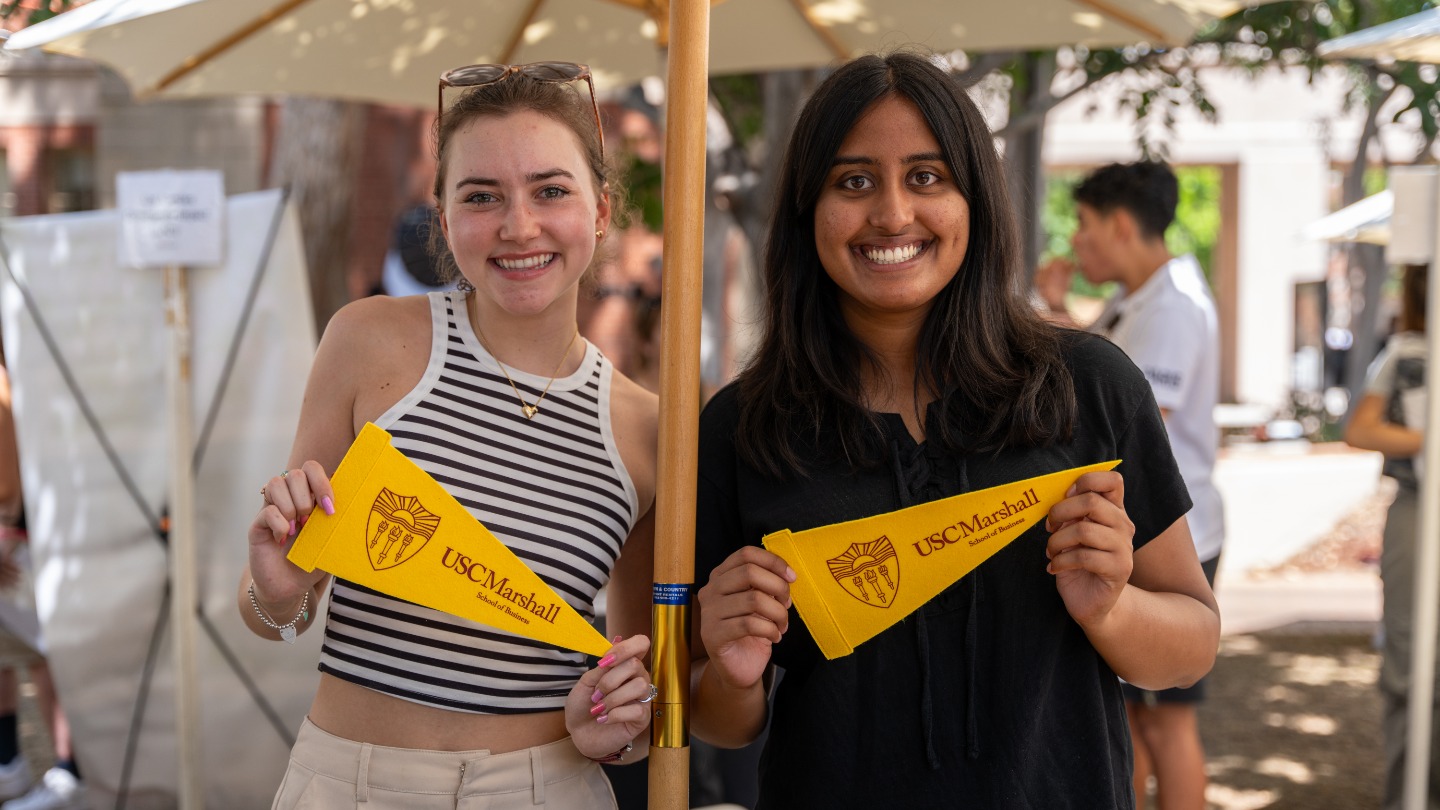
top-left (596, 229), bottom-right (605, 240)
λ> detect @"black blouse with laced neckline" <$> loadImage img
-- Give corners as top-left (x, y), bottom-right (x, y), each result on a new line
top-left (696, 333), bottom-right (1191, 809)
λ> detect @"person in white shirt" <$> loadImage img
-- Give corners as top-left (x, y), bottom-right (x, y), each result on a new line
top-left (1069, 161), bottom-right (1224, 810)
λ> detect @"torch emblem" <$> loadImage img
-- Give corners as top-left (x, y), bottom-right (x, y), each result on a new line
top-left (827, 536), bottom-right (899, 607)
top-left (365, 488), bottom-right (441, 571)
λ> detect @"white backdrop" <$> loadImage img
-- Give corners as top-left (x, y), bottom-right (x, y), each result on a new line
top-left (0, 188), bottom-right (320, 808)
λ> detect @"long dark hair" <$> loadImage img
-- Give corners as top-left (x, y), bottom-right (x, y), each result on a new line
top-left (735, 51), bottom-right (1077, 477)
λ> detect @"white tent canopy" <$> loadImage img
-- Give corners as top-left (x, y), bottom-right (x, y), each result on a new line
top-left (1301, 189), bottom-right (1393, 245)
top-left (0, 189), bottom-right (319, 807)
top-left (1319, 7), bottom-right (1440, 63)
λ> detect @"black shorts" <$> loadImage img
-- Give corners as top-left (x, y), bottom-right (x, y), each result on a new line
top-left (1120, 554), bottom-right (1219, 706)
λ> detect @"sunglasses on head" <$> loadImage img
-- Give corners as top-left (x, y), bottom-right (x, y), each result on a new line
top-left (438, 62), bottom-right (605, 159)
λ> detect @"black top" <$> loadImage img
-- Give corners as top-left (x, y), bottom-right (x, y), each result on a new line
top-left (696, 333), bottom-right (1192, 809)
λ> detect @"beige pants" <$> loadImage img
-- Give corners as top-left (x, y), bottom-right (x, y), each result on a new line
top-left (272, 718), bottom-right (618, 809)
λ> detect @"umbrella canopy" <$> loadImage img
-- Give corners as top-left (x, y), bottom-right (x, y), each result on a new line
top-left (1318, 7), bottom-right (1440, 63)
top-left (1301, 189), bottom-right (1393, 245)
top-left (5, 0), bottom-right (1245, 106)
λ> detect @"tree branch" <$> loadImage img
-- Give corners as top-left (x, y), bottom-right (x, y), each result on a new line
top-left (1342, 66), bottom-right (1396, 206)
top-left (953, 51), bottom-right (1021, 88)
top-left (997, 72), bottom-right (1104, 138)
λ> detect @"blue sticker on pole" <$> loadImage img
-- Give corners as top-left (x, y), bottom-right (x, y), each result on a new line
top-left (653, 583), bottom-right (692, 605)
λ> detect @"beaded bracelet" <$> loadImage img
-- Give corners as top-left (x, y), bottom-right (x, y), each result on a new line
top-left (248, 583), bottom-right (310, 644)
top-left (586, 741), bottom-right (633, 764)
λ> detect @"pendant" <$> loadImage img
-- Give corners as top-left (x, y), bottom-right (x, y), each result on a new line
top-left (523, 404), bottom-right (539, 419)
top-left (280, 625), bottom-right (297, 644)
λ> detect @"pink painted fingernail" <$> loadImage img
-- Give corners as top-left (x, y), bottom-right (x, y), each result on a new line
top-left (613, 635), bottom-right (623, 643)
top-left (289, 520), bottom-right (296, 536)
top-left (597, 714), bottom-right (609, 724)
top-left (590, 702), bottom-right (606, 716)
top-left (597, 654), bottom-right (615, 668)
top-left (322, 496), bottom-right (335, 516)
top-left (591, 689), bottom-right (603, 703)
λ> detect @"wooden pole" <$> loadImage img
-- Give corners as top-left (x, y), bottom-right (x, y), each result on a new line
top-left (649, 0), bottom-right (708, 806)
top-left (164, 266), bottom-right (205, 809)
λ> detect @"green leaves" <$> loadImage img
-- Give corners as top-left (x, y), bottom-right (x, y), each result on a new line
top-left (620, 152), bottom-right (664, 233)
top-left (1, 1), bottom-right (68, 25)
top-left (1043, 1), bottom-right (1440, 163)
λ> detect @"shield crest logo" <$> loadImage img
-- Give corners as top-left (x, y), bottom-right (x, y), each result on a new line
top-left (365, 488), bottom-right (442, 571)
top-left (827, 536), bottom-right (899, 607)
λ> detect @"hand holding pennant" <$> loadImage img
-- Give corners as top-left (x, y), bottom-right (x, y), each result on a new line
top-left (287, 423), bottom-right (613, 658)
top-left (763, 459), bottom-right (1121, 659)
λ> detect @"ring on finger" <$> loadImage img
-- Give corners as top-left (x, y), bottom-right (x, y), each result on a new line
top-left (638, 683), bottom-right (658, 704)
top-left (260, 486), bottom-right (272, 507)
top-left (280, 469), bottom-right (290, 479)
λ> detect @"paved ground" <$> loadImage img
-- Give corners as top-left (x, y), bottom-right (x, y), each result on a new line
top-left (1197, 625), bottom-right (1381, 810)
top-left (1181, 480), bottom-right (1387, 810)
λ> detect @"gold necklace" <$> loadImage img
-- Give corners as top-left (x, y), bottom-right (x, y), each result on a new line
top-left (475, 323), bottom-right (580, 420)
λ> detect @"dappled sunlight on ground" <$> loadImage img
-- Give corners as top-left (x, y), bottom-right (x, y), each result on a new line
top-left (1193, 631), bottom-right (1381, 810)
top-left (1253, 756), bottom-right (1318, 784)
top-left (1263, 712), bottom-right (1338, 735)
top-left (1205, 782), bottom-right (1281, 810)
top-left (1271, 651), bottom-right (1379, 688)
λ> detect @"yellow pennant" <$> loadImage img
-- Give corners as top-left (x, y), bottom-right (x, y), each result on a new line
top-left (288, 423), bottom-right (612, 658)
top-left (763, 459), bottom-right (1121, 659)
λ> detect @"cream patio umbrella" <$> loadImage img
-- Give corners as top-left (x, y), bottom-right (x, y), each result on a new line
top-left (6, 1), bottom-right (1249, 807)
top-left (4, 0), bottom-right (1247, 106)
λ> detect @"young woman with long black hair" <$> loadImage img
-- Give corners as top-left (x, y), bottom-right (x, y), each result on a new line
top-left (692, 52), bottom-right (1220, 808)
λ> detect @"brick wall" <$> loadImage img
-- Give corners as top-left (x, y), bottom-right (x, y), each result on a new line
top-left (345, 105), bottom-right (432, 298)
top-left (96, 93), bottom-right (267, 208)
top-left (0, 123), bottom-right (92, 215)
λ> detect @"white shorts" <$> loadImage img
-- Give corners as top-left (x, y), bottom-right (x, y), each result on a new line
top-left (273, 718), bottom-right (619, 809)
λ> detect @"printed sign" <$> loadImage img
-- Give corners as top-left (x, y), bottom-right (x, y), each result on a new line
top-left (116, 170), bottom-right (225, 267)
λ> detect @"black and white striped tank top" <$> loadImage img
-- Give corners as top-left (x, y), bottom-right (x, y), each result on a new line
top-left (318, 291), bottom-right (640, 714)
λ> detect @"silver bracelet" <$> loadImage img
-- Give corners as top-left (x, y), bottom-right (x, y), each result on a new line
top-left (248, 583), bottom-right (310, 644)
top-left (586, 740), bottom-right (633, 763)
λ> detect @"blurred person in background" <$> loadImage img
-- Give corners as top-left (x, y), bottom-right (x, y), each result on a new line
top-left (1345, 262), bottom-right (1431, 810)
top-left (0, 356), bottom-right (82, 810)
top-left (381, 203), bottom-right (456, 297)
top-left (1062, 160), bottom-right (1224, 810)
